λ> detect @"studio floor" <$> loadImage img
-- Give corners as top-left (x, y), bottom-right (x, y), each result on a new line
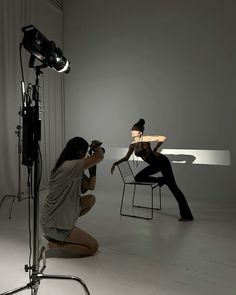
top-left (0, 186), bottom-right (236, 295)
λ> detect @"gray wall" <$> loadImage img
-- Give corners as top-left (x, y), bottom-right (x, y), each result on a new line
top-left (64, 0), bottom-right (236, 201)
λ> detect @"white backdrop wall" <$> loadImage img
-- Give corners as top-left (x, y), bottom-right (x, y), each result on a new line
top-left (0, 0), bottom-right (65, 201)
top-left (64, 0), bottom-right (236, 201)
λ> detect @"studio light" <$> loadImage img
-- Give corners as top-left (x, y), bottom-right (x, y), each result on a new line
top-left (21, 24), bottom-right (71, 73)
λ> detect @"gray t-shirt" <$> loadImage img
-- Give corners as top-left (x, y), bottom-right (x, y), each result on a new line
top-left (40, 159), bottom-right (85, 231)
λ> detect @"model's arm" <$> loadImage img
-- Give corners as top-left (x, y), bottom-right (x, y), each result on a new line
top-left (134, 135), bottom-right (167, 143)
top-left (111, 144), bottom-right (134, 174)
top-left (131, 135), bottom-right (166, 151)
top-left (153, 141), bottom-right (164, 152)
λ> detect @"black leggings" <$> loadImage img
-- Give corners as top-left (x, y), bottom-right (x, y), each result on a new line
top-left (135, 152), bottom-right (193, 219)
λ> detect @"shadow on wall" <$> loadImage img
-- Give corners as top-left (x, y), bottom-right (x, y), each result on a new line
top-left (165, 154), bottom-right (196, 165)
top-left (96, 148), bottom-right (232, 201)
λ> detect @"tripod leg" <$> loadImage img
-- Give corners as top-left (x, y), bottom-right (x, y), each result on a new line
top-left (0, 194), bottom-right (27, 219)
top-left (0, 195), bottom-right (10, 207)
top-left (0, 283), bottom-right (31, 295)
top-left (37, 273), bottom-right (91, 295)
top-left (0, 195), bottom-right (15, 219)
top-left (9, 198), bottom-right (17, 219)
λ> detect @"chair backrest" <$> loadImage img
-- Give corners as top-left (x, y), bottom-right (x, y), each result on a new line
top-left (117, 161), bottom-right (135, 183)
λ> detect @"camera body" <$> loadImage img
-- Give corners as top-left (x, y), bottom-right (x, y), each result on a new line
top-left (89, 140), bottom-right (105, 154)
top-left (90, 140), bottom-right (102, 149)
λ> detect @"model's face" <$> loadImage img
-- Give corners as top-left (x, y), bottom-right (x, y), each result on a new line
top-left (131, 129), bottom-right (142, 138)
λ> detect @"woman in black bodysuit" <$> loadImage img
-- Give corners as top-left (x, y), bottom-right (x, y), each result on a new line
top-left (111, 119), bottom-right (193, 221)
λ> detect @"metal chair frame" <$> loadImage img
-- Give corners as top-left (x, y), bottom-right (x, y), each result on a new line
top-left (117, 161), bottom-right (162, 220)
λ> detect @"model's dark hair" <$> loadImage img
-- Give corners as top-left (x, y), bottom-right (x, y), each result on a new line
top-left (132, 118), bottom-right (145, 132)
top-left (51, 137), bottom-right (89, 174)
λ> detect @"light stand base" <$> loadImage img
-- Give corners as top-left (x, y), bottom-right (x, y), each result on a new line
top-left (0, 247), bottom-right (90, 295)
top-left (0, 273), bottom-right (90, 295)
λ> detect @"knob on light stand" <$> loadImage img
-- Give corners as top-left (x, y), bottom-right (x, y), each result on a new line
top-left (0, 25), bottom-right (90, 295)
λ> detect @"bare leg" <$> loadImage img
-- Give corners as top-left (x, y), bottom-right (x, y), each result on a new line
top-left (48, 226), bottom-right (98, 256)
top-left (79, 194), bottom-right (95, 217)
top-left (48, 194), bottom-right (98, 256)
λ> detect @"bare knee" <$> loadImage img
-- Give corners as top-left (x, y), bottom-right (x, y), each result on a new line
top-left (87, 239), bottom-right (99, 256)
top-left (89, 194), bottom-right (96, 207)
top-left (81, 194), bottom-right (96, 207)
top-left (79, 194), bottom-right (96, 217)
top-left (60, 238), bottom-right (99, 257)
top-left (78, 237), bottom-right (98, 256)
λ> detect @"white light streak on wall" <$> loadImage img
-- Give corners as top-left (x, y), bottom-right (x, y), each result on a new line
top-left (105, 148), bottom-right (230, 166)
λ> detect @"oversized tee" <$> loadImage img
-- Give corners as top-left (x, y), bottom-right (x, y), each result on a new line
top-left (40, 159), bottom-right (84, 231)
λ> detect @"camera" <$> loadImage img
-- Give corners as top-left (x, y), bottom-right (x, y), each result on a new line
top-left (89, 140), bottom-right (105, 154)
top-left (90, 140), bottom-right (102, 149)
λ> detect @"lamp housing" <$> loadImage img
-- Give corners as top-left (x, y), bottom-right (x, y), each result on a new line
top-left (21, 25), bottom-right (70, 73)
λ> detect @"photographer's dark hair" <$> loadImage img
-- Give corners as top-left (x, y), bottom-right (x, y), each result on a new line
top-left (132, 118), bottom-right (145, 133)
top-left (51, 137), bottom-right (89, 174)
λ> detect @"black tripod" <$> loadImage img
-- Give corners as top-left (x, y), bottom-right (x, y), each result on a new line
top-left (0, 107), bottom-right (28, 218)
top-left (0, 67), bottom-right (90, 295)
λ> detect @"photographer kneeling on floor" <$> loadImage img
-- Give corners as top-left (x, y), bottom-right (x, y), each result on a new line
top-left (40, 137), bottom-right (104, 257)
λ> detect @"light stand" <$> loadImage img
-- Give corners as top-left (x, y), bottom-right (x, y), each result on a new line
top-left (0, 66), bottom-right (90, 295)
top-left (0, 107), bottom-right (28, 219)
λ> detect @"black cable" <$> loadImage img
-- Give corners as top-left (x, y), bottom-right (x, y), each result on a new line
top-left (26, 145), bottom-right (42, 279)
top-left (27, 166), bottom-right (33, 279)
top-left (34, 143), bottom-right (42, 196)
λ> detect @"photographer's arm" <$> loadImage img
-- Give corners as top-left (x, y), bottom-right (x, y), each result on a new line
top-left (111, 144), bottom-right (134, 174)
top-left (81, 165), bottom-right (97, 194)
top-left (83, 146), bottom-right (104, 170)
top-left (86, 176), bottom-right (96, 191)
top-left (87, 165), bottom-right (97, 190)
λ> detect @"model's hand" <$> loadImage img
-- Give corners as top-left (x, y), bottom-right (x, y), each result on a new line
top-left (111, 163), bottom-right (116, 174)
top-left (158, 136), bottom-right (166, 142)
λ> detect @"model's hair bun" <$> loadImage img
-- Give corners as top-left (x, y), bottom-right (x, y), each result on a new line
top-left (132, 118), bottom-right (145, 132)
top-left (138, 119), bottom-right (145, 126)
